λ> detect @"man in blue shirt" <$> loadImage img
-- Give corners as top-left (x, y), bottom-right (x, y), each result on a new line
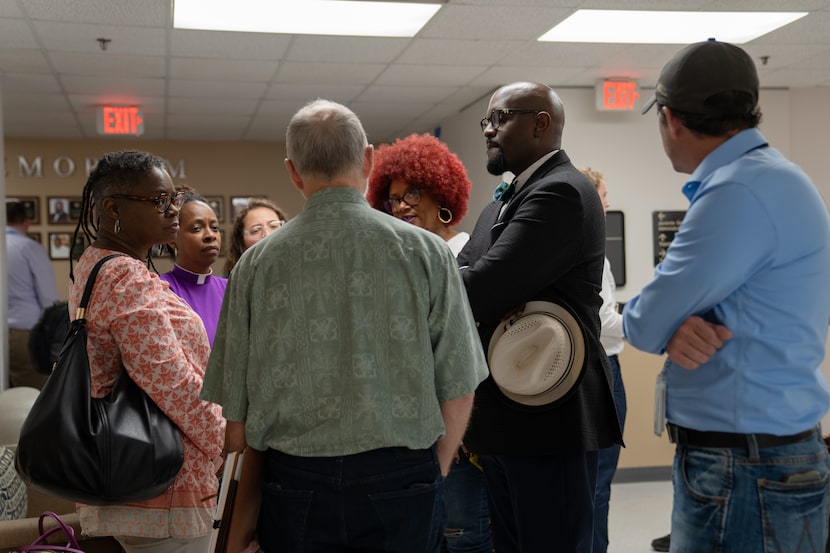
top-left (626, 39), bottom-right (830, 553)
top-left (5, 201), bottom-right (60, 389)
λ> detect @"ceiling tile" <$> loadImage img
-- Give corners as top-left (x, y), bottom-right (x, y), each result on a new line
top-left (167, 97), bottom-right (259, 115)
top-left (397, 38), bottom-right (523, 66)
top-left (169, 79), bottom-right (268, 99)
top-left (256, 100), bottom-right (308, 117)
top-left (50, 51), bottom-right (165, 77)
top-left (171, 29), bottom-right (292, 60)
top-left (0, 48), bottom-right (50, 72)
top-left (34, 21), bottom-right (166, 55)
top-left (469, 65), bottom-right (587, 88)
top-left (355, 85), bottom-right (461, 104)
top-left (375, 64), bottom-right (485, 87)
top-left (244, 114), bottom-right (291, 141)
top-left (21, 0), bottom-right (168, 27)
top-left (0, 18), bottom-right (39, 48)
top-left (69, 94), bottom-right (165, 112)
top-left (167, 113), bottom-right (251, 129)
top-left (170, 57), bottom-right (279, 81)
top-left (60, 75), bottom-right (165, 96)
top-left (0, 1), bottom-right (23, 17)
top-left (285, 36), bottom-right (410, 63)
top-left (275, 62), bottom-right (386, 85)
top-left (4, 124), bottom-right (83, 138)
top-left (265, 83), bottom-right (365, 104)
top-left (0, 72), bottom-right (62, 92)
top-left (350, 101), bottom-right (432, 120)
top-left (164, 127), bottom-right (245, 141)
top-left (1, 92), bottom-right (70, 111)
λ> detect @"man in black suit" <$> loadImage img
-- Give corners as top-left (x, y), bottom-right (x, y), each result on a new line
top-left (457, 82), bottom-right (622, 552)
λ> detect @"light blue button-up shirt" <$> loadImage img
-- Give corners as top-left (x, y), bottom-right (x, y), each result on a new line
top-left (6, 227), bottom-right (60, 329)
top-left (624, 128), bottom-right (830, 435)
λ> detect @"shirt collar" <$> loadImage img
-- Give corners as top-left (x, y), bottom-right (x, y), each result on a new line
top-left (514, 150), bottom-right (559, 193)
top-left (305, 186), bottom-right (368, 210)
top-left (173, 263), bottom-right (212, 285)
top-left (683, 128), bottom-right (768, 202)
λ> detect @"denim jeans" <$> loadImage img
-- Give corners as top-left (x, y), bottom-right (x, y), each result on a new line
top-left (593, 354), bottom-right (626, 553)
top-left (258, 446), bottom-right (445, 553)
top-left (442, 451), bottom-right (492, 553)
top-left (671, 428), bottom-right (830, 553)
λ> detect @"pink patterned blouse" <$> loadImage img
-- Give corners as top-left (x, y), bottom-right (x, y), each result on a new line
top-left (69, 247), bottom-right (225, 539)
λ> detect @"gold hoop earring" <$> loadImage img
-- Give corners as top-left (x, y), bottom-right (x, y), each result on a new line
top-left (114, 220), bottom-right (121, 234)
top-left (438, 207), bottom-right (453, 224)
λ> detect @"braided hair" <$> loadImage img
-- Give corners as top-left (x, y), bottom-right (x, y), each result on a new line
top-left (70, 150), bottom-right (168, 281)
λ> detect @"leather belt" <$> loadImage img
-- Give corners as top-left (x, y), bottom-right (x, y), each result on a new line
top-left (666, 423), bottom-right (817, 449)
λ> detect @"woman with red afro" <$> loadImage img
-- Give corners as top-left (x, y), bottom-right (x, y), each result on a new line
top-left (368, 133), bottom-right (491, 553)
top-left (367, 133), bottom-right (472, 256)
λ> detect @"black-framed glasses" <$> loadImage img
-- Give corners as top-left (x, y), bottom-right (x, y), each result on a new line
top-left (384, 187), bottom-right (421, 213)
top-left (480, 108), bottom-right (543, 132)
top-left (243, 219), bottom-right (285, 238)
top-left (109, 191), bottom-right (185, 213)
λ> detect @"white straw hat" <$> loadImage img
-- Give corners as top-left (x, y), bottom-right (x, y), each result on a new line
top-left (487, 301), bottom-right (586, 407)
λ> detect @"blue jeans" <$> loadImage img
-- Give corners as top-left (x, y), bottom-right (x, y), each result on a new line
top-left (671, 428), bottom-right (830, 553)
top-left (593, 354), bottom-right (627, 553)
top-left (442, 450), bottom-right (492, 553)
top-left (258, 446), bottom-right (445, 553)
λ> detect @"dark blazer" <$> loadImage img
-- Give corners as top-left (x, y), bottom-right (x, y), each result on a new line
top-left (458, 150), bottom-right (622, 455)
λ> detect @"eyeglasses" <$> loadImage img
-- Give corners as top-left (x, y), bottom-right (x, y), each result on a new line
top-left (383, 187), bottom-right (421, 213)
top-left (243, 220), bottom-right (284, 238)
top-left (480, 108), bottom-right (543, 132)
top-left (109, 191), bottom-right (185, 213)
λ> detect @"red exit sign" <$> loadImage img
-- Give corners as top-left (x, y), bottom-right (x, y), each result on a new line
top-left (96, 106), bottom-right (144, 136)
top-left (596, 80), bottom-right (640, 111)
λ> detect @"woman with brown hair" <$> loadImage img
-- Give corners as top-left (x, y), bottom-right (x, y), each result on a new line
top-left (223, 198), bottom-right (287, 275)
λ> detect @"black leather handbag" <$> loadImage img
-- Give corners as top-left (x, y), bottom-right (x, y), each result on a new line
top-left (16, 254), bottom-right (184, 505)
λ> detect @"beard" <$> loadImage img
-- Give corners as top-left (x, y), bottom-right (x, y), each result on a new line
top-left (486, 150), bottom-right (506, 176)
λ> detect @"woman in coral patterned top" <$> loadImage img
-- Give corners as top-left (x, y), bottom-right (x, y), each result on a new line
top-left (68, 150), bottom-right (226, 553)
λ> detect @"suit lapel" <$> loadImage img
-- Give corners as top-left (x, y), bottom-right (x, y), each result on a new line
top-left (497, 151), bottom-right (571, 225)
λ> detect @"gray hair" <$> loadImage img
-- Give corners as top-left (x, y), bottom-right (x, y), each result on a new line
top-left (286, 99), bottom-right (368, 180)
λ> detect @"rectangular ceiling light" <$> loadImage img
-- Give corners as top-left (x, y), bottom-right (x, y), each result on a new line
top-left (538, 10), bottom-right (808, 44)
top-left (174, 0), bottom-right (442, 38)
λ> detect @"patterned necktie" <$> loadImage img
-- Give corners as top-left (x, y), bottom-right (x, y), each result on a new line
top-left (492, 178), bottom-right (516, 202)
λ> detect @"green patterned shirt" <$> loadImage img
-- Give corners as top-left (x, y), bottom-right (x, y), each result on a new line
top-left (201, 187), bottom-right (488, 456)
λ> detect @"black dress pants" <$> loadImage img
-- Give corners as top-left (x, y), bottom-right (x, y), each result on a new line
top-left (479, 450), bottom-right (598, 553)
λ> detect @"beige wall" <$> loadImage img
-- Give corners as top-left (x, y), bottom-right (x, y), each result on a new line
top-left (4, 138), bottom-right (300, 298)
top-left (616, 348), bottom-right (674, 468)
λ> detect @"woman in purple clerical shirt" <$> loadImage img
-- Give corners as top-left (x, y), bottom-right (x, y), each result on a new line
top-left (159, 188), bottom-right (227, 345)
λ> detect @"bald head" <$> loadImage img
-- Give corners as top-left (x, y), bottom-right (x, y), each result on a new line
top-left (484, 82), bottom-right (565, 176)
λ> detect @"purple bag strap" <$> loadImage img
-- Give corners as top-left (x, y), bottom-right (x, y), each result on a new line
top-left (13, 511), bottom-right (83, 553)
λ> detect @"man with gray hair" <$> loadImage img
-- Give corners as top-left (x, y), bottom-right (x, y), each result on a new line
top-left (202, 99), bottom-right (488, 553)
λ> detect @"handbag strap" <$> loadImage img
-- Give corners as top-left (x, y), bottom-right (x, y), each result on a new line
top-left (77, 254), bottom-right (126, 316)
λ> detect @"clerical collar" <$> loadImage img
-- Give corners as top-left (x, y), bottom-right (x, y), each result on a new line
top-left (173, 263), bottom-right (213, 285)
